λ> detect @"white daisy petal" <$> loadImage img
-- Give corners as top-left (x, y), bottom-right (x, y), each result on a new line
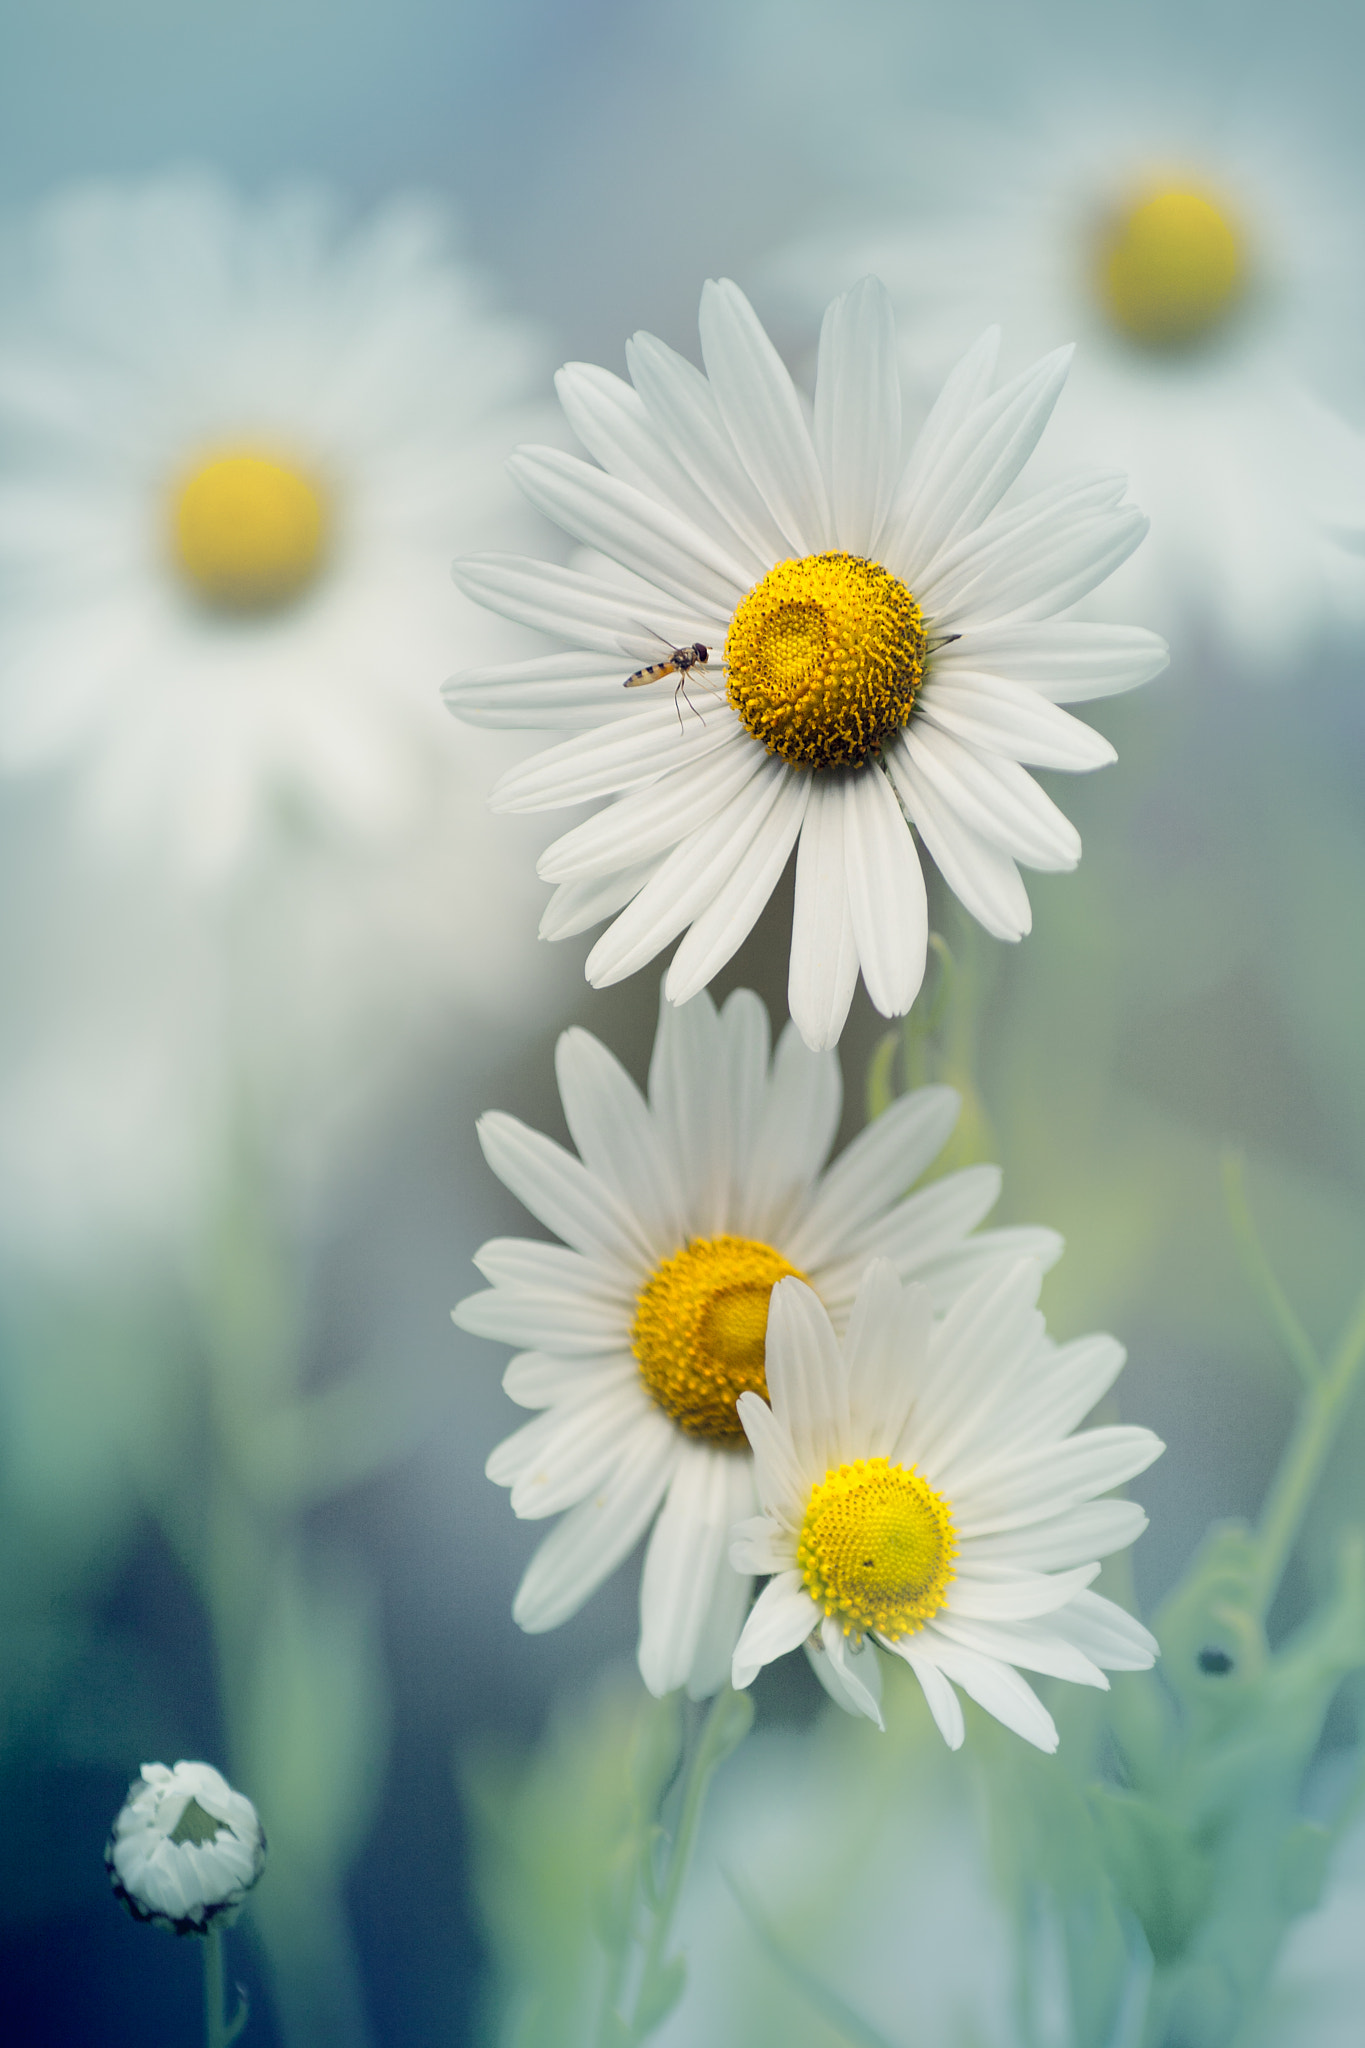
top-left (475, 1111), bottom-right (655, 1278)
top-left (917, 672), bottom-right (1117, 772)
top-left (895, 723), bottom-right (1081, 870)
top-left (908, 1225), bottom-right (1066, 1310)
top-left (719, 989), bottom-right (772, 1179)
top-left (734, 1019), bottom-right (842, 1244)
top-left (492, 1380), bottom-right (655, 1519)
top-left (687, 1463), bottom-right (758, 1699)
top-left (884, 741), bottom-right (1033, 941)
top-left (763, 1277), bottom-right (846, 1475)
top-left (730, 1509), bottom-right (797, 1576)
top-left (818, 1615), bottom-right (886, 1728)
top-left (731, 1571), bottom-right (820, 1688)
top-left (443, 651), bottom-right (639, 729)
top-left (946, 1561), bottom-right (1101, 1621)
top-left (665, 765), bottom-right (811, 1007)
top-left (788, 775), bottom-right (860, 1053)
top-left (586, 752), bottom-right (792, 990)
top-left (929, 1611), bottom-right (1109, 1689)
top-left (536, 734), bottom-right (768, 882)
top-left (647, 986), bottom-right (733, 1234)
top-left (492, 700), bottom-right (736, 814)
top-left (509, 444), bottom-right (752, 613)
top-left (452, 553), bottom-right (718, 656)
top-left (888, 326), bottom-right (1002, 522)
top-left (912, 1633), bottom-right (1060, 1753)
top-left (842, 760), bottom-right (929, 1019)
top-left (554, 360), bottom-right (760, 569)
top-left (511, 1410), bottom-right (680, 1633)
top-left (950, 1425), bottom-right (1165, 1538)
top-left (841, 1259), bottom-right (931, 1460)
top-left (735, 1391), bottom-right (809, 1530)
top-left (539, 858), bottom-right (666, 942)
top-left (919, 478), bottom-right (1148, 628)
top-left (501, 1350), bottom-right (636, 1410)
top-left (887, 1641), bottom-right (966, 1749)
top-left (814, 275), bottom-right (901, 555)
top-left (697, 278), bottom-right (833, 554)
top-left (473, 1237), bottom-right (633, 1308)
top-left (937, 620), bottom-right (1169, 704)
top-left (554, 1028), bottom-right (686, 1254)
top-left (639, 1445), bottom-right (743, 1696)
top-left (811, 1163), bottom-right (1002, 1312)
top-left (787, 1084), bottom-right (960, 1271)
top-left (886, 345), bottom-right (1073, 577)
top-left (626, 330), bottom-right (791, 570)
top-left (962, 1498), bottom-right (1149, 1573)
top-left (454, 1284), bottom-right (630, 1356)
top-left (1047, 1588), bottom-right (1159, 1670)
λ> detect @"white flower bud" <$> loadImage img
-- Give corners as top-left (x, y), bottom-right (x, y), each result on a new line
top-left (106, 1761), bottom-right (266, 1935)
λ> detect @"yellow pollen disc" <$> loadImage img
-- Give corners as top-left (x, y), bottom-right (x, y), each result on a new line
top-left (632, 1235), bottom-right (807, 1443)
top-left (1096, 183), bottom-right (1247, 349)
top-left (171, 449), bottom-right (329, 612)
top-left (798, 1456), bottom-right (956, 1638)
top-left (725, 552), bottom-right (926, 769)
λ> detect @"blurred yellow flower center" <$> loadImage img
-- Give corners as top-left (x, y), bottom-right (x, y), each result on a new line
top-left (799, 1456), bottom-right (956, 1638)
top-left (725, 552), bottom-right (926, 768)
top-left (632, 1235), bottom-right (806, 1443)
top-left (171, 450), bottom-right (328, 611)
top-left (1096, 183), bottom-right (1247, 348)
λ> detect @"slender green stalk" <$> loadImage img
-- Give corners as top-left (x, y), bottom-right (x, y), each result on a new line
top-left (1252, 1271), bottom-right (1365, 1614)
top-left (623, 1688), bottom-right (752, 2044)
top-left (1220, 1154), bottom-right (1324, 1391)
top-left (204, 1924), bottom-right (228, 2048)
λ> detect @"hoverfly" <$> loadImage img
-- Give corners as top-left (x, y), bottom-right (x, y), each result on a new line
top-left (623, 640), bottom-right (725, 730)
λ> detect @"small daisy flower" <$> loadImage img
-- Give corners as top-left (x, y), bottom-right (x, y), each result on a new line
top-left (777, 92), bottom-right (1365, 670)
top-left (106, 1761), bottom-right (266, 1934)
top-left (445, 277), bottom-right (1166, 1050)
top-left (0, 172), bottom-right (545, 880)
top-left (730, 1260), bottom-right (1161, 1750)
top-left (455, 985), bottom-right (1062, 1700)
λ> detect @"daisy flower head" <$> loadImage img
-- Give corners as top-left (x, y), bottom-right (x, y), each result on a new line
top-left (106, 1761), bottom-right (266, 1935)
top-left (730, 1259), bottom-right (1162, 1749)
top-left (0, 171), bottom-right (547, 881)
top-left (455, 984), bottom-right (1063, 1700)
top-left (445, 277), bottom-right (1167, 1051)
top-left (776, 86), bottom-right (1365, 671)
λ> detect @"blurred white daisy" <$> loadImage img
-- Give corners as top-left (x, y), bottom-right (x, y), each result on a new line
top-left (777, 93), bottom-right (1365, 671)
top-left (730, 1259), bottom-right (1161, 1749)
top-left (455, 984), bottom-right (1062, 1699)
top-left (106, 1760), bottom-right (266, 1934)
top-left (0, 172), bottom-right (545, 880)
top-left (0, 173), bottom-right (570, 1269)
top-left (446, 277), bottom-right (1165, 1050)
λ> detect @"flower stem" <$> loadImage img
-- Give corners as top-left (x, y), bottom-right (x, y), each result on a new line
top-left (624, 1687), bottom-right (752, 2044)
top-left (1252, 1272), bottom-right (1365, 1616)
top-left (203, 1924), bottom-right (227, 2048)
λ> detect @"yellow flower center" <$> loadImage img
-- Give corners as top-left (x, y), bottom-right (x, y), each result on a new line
top-left (171, 449), bottom-right (329, 612)
top-left (798, 1456), bottom-right (956, 1638)
top-left (725, 552), bottom-right (926, 768)
top-left (1096, 182), bottom-right (1247, 349)
top-left (632, 1235), bottom-right (807, 1443)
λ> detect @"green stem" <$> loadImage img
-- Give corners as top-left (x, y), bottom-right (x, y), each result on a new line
top-left (625, 1688), bottom-right (752, 2044)
top-left (204, 1924), bottom-right (227, 2048)
top-left (1253, 1273), bottom-right (1365, 1615)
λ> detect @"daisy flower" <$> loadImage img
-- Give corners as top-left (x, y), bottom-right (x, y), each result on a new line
top-left (445, 276), bottom-right (1165, 1050)
top-left (0, 171), bottom-right (546, 879)
top-left (455, 985), bottom-right (1062, 1700)
top-left (106, 1761), bottom-right (266, 1934)
top-left (776, 87), bottom-right (1365, 671)
top-left (730, 1259), bottom-right (1161, 1749)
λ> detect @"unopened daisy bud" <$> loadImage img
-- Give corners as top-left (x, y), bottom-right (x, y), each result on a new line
top-left (106, 1761), bottom-right (266, 1935)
